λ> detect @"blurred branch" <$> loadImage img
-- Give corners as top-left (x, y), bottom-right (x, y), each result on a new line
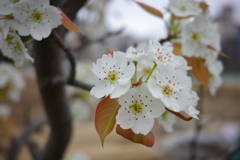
top-left (51, 30), bottom-right (93, 91)
top-left (189, 86), bottom-right (204, 160)
top-left (70, 80), bottom-right (93, 91)
top-left (51, 30), bottom-right (76, 84)
top-left (74, 29), bottom-right (124, 52)
top-left (8, 118), bottom-right (47, 160)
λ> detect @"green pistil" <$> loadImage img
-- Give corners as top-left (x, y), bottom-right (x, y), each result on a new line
top-left (31, 11), bottom-right (42, 22)
top-left (192, 32), bottom-right (200, 41)
top-left (133, 61), bottom-right (138, 83)
top-left (105, 72), bottom-right (118, 84)
top-left (129, 101), bottom-right (143, 115)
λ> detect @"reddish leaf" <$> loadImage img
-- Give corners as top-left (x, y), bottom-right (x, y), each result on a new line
top-left (165, 108), bottom-right (193, 121)
top-left (132, 76), bottom-right (143, 87)
top-left (134, 1), bottom-right (163, 18)
top-left (184, 57), bottom-right (209, 87)
top-left (199, 2), bottom-right (209, 11)
top-left (95, 96), bottom-right (120, 147)
top-left (207, 45), bottom-right (228, 58)
top-left (57, 7), bottom-right (83, 34)
top-left (116, 125), bottom-right (155, 147)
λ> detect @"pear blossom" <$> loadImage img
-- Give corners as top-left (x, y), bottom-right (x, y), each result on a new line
top-left (0, 0), bottom-right (18, 15)
top-left (1, 32), bottom-right (34, 67)
top-left (182, 12), bottom-right (220, 59)
top-left (137, 56), bottom-right (155, 81)
top-left (90, 51), bottom-right (135, 99)
top-left (12, 0), bottom-right (62, 40)
top-left (148, 40), bottom-right (191, 72)
top-left (158, 111), bottom-right (176, 133)
top-left (208, 60), bottom-right (223, 96)
top-left (147, 64), bottom-right (192, 112)
top-left (125, 42), bottom-right (148, 62)
top-left (116, 84), bottom-right (165, 135)
top-left (0, 63), bottom-right (25, 102)
top-left (184, 91), bottom-right (200, 119)
top-left (169, 0), bottom-right (202, 17)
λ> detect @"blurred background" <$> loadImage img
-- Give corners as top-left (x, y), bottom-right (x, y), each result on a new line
top-left (0, 0), bottom-right (240, 160)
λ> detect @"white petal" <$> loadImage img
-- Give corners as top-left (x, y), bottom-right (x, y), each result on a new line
top-left (90, 81), bottom-right (114, 98)
top-left (147, 78), bottom-right (162, 99)
top-left (116, 107), bottom-right (135, 129)
top-left (110, 81), bottom-right (131, 98)
top-left (30, 23), bottom-right (43, 40)
top-left (131, 114), bottom-right (154, 135)
top-left (118, 63), bottom-right (135, 85)
top-left (44, 6), bottom-right (62, 28)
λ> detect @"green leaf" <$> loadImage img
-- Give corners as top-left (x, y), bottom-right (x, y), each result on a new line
top-left (116, 125), bottom-right (155, 147)
top-left (95, 96), bottom-right (120, 147)
top-left (134, 1), bottom-right (163, 18)
top-left (57, 7), bottom-right (84, 34)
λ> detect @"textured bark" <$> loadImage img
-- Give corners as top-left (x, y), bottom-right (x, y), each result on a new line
top-left (33, 0), bottom-right (88, 159)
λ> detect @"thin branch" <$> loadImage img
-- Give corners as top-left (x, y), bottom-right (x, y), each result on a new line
top-left (51, 30), bottom-right (76, 84)
top-left (8, 118), bottom-right (47, 160)
top-left (70, 80), bottom-right (93, 91)
top-left (25, 138), bottom-right (41, 160)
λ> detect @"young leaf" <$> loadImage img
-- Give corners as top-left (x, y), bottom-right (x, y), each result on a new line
top-left (95, 96), bottom-right (120, 147)
top-left (57, 7), bottom-right (83, 34)
top-left (184, 57), bottom-right (209, 87)
top-left (199, 2), bottom-right (209, 12)
top-left (165, 108), bottom-right (193, 121)
top-left (134, 1), bottom-right (163, 18)
top-left (116, 125), bottom-right (155, 147)
top-left (104, 47), bottom-right (114, 57)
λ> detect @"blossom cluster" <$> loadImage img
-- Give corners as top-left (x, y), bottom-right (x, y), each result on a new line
top-left (168, 0), bottom-right (224, 96)
top-left (91, 40), bottom-right (200, 135)
top-left (0, 0), bottom-right (62, 67)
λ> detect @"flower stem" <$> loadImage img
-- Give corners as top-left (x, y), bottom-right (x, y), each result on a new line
top-left (24, 38), bottom-right (35, 45)
top-left (133, 61), bottom-right (138, 83)
top-left (145, 62), bottom-right (157, 83)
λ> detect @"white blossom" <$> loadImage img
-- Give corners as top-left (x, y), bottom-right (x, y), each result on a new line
top-left (137, 56), bottom-right (155, 81)
top-left (12, 0), bottom-right (62, 40)
top-left (208, 60), bottom-right (223, 96)
top-left (0, 0), bottom-right (20, 15)
top-left (0, 63), bottom-right (25, 102)
top-left (147, 64), bottom-right (192, 112)
top-left (148, 40), bottom-right (191, 72)
top-left (1, 32), bottom-right (34, 67)
top-left (184, 91), bottom-right (200, 119)
top-left (116, 84), bottom-right (165, 135)
top-left (90, 51), bottom-right (135, 99)
top-left (126, 42), bottom-right (148, 62)
top-left (0, 104), bottom-right (11, 119)
top-left (182, 12), bottom-right (221, 60)
top-left (169, 0), bottom-right (202, 17)
top-left (158, 111), bottom-right (176, 133)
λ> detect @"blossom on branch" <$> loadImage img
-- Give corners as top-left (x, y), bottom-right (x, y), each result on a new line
top-left (116, 84), bottom-right (165, 135)
top-left (90, 51), bottom-right (135, 98)
top-left (12, 0), bottom-right (62, 40)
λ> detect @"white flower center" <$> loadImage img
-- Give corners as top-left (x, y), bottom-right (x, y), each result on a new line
top-left (31, 11), bottom-right (42, 22)
top-left (191, 32), bottom-right (200, 41)
top-left (129, 101), bottom-right (143, 115)
top-left (180, 6), bottom-right (187, 12)
top-left (105, 71), bottom-right (118, 84)
top-left (162, 85), bottom-right (174, 96)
